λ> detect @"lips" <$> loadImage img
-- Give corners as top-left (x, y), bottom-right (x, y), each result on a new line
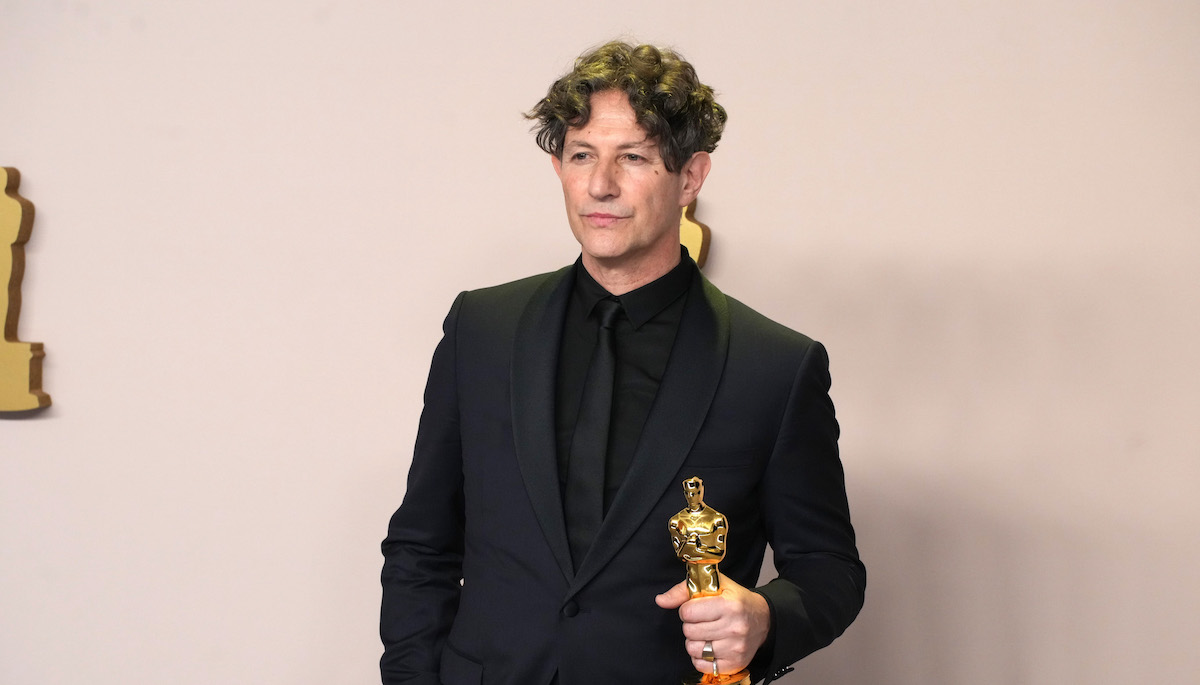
top-left (584, 212), bottom-right (628, 228)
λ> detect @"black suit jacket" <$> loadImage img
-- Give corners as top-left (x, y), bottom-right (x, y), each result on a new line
top-left (381, 260), bottom-right (864, 685)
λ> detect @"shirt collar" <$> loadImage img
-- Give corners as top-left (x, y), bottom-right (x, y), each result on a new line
top-left (574, 247), bottom-right (695, 329)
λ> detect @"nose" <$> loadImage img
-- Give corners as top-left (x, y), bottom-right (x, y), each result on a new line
top-left (588, 158), bottom-right (620, 200)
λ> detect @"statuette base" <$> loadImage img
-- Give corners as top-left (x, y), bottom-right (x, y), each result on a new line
top-left (682, 670), bottom-right (751, 685)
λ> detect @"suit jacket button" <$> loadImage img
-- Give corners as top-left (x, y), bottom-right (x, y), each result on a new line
top-left (562, 601), bottom-right (579, 617)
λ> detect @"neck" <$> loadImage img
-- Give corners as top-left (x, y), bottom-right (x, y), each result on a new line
top-left (582, 249), bottom-right (682, 296)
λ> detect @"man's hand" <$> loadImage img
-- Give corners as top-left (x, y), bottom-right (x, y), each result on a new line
top-left (655, 573), bottom-right (771, 676)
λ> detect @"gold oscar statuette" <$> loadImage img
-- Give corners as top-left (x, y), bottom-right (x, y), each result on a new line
top-left (669, 477), bottom-right (751, 685)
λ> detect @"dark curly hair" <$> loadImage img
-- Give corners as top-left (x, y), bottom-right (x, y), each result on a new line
top-left (526, 41), bottom-right (727, 173)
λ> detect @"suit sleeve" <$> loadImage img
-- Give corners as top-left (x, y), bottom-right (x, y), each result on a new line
top-left (753, 341), bottom-right (866, 682)
top-left (380, 293), bottom-right (467, 685)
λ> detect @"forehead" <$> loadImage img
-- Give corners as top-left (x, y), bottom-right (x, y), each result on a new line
top-left (564, 90), bottom-right (653, 146)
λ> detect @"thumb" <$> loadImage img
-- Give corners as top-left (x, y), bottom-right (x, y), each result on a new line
top-left (655, 580), bottom-right (691, 609)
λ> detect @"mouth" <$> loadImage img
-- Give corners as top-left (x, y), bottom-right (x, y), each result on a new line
top-left (584, 212), bottom-right (628, 228)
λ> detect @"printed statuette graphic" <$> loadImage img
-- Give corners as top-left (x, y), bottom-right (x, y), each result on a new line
top-left (1, 167), bottom-right (51, 411)
top-left (680, 201), bottom-right (711, 268)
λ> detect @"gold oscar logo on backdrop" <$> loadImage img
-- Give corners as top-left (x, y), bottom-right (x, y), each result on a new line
top-left (680, 201), bottom-right (710, 268)
top-left (1, 167), bottom-right (51, 411)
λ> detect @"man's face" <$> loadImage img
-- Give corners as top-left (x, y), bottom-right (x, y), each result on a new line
top-left (551, 90), bottom-right (709, 283)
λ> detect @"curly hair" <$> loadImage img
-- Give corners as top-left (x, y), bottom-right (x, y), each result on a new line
top-left (526, 41), bottom-right (727, 173)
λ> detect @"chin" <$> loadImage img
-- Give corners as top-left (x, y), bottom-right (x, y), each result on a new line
top-left (577, 237), bottom-right (632, 262)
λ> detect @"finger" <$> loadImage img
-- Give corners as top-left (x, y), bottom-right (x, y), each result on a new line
top-left (678, 593), bottom-right (726, 624)
top-left (681, 620), bottom-right (721, 641)
top-left (693, 656), bottom-right (749, 677)
top-left (688, 639), bottom-right (717, 675)
top-left (692, 656), bottom-right (716, 674)
top-left (690, 638), bottom-right (754, 670)
top-left (654, 580), bottom-right (691, 609)
top-left (691, 654), bottom-right (727, 676)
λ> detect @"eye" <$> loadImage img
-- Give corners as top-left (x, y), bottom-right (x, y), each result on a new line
top-left (625, 153), bottom-right (644, 162)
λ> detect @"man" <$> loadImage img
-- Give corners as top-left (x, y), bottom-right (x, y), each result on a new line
top-left (381, 41), bottom-right (865, 685)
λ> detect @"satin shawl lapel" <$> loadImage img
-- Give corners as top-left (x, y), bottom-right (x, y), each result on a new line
top-left (570, 272), bottom-right (730, 594)
top-left (510, 265), bottom-right (575, 583)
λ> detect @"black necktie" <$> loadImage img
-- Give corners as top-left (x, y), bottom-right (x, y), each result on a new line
top-left (565, 297), bottom-right (622, 570)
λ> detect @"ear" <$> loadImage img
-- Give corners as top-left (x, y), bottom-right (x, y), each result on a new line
top-left (550, 153), bottom-right (563, 178)
top-left (678, 151), bottom-right (711, 207)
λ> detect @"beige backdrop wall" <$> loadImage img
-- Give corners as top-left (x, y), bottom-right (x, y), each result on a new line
top-left (3, 1), bottom-right (1198, 683)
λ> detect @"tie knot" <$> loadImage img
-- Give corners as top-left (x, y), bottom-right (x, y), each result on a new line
top-left (595, 298), bottom-right (623, 330)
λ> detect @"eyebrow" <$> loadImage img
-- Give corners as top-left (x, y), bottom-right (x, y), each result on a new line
top-left (563, 139), bottom-right (657, 153)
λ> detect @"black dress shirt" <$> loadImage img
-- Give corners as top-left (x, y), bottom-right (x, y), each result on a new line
top-left (555, 251), bottom-right (694, 513)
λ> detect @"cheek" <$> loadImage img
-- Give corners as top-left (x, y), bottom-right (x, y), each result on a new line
top-left (646, 187), bottom-right (676, 217)
top-left (562, 176), bottom-right (589, 201)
